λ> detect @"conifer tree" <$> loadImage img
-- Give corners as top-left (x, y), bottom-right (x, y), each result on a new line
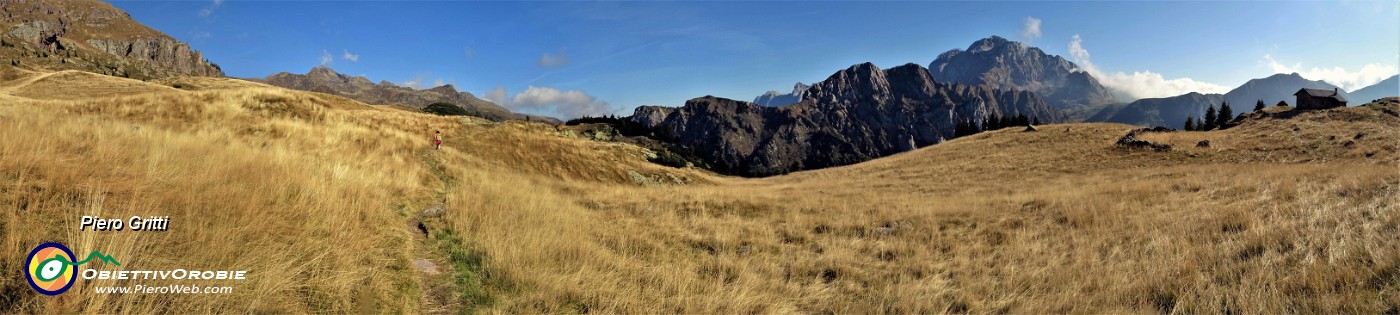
top-left (1217, 102), bottom-right (1233, 129)
top-left (1203, 105), bottom-right (1218, 130)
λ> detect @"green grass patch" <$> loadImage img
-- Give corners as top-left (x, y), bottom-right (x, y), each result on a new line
top-left (431, 227), bottom-right (495, 310)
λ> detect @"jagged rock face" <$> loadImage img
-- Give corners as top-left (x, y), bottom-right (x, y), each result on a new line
top-left (0, 0), bottom-right (224, 79)
top-left (259, 67), bottom-right (557, 123)
top-left (930, 36), bottom-right (1116, 112)
top-left (752, 82), bottom-right (808, 107)
top-left (630, 105), bottom-right (676, 128)
top-left (85, 39), bottom-right (220, 76)
top-left (632, 62), bottom-right (1065, 176)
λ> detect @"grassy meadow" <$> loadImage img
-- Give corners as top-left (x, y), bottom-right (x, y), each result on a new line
top-left (1, 68), bottom-right (1397, 313)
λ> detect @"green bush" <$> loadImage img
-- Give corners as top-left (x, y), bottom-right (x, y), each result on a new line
top-left (648, 149), bottom-right (690, 168)
top-left (423, 102), bottom-right (472, 116)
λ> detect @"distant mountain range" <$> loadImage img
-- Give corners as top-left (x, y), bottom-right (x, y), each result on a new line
top-left (752, 82), bottom-right (808, 107)
top-left (256, 67), bottom-right (558, 123)
top-left (929, 36), bottom-right (1118, 119)
top-left (0, 0), bottom-right (223, 79)
top-left (631, 62), bottom-right (1062, 176)
top-left (1095, 73), bottom-right (1397, 127)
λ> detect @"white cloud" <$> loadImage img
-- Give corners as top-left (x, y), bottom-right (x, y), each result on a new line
top-left (1261, 54), bottom-right (1398, 92)
top-left (485, 86), bottom-right (615, 119)
top-left (1067, 34), bottom-right (1230, 99)
top-left (198, 0), bottom-right (223, 17)
top-left (537, 50), bottom-right (570, 68)
top-left (341, 50), bottom-right (359, 62)
top-left (1021, 17), bottom-right (1042, 40)
top-left (319, 50), bottom-right (333, 66)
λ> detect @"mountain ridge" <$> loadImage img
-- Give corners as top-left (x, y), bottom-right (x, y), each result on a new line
top-left (256, 66), bottom-right (559, 123)
top-left (1348, 75), bottom-right (1399, 105)
top-left (631, 62), bottom-right (1064, 176)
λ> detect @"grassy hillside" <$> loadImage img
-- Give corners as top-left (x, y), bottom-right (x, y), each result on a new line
top-left (1, 68), bottom-right (1396, 313)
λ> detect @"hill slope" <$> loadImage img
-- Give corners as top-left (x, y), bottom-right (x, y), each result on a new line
top-left (1349, 75), bottom-right (1398, 104)
top-left (0, 0), bottom-right (222, 79)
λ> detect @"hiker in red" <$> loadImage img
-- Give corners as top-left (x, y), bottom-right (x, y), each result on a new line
top-left (433, 130), bottom-right (442, 150)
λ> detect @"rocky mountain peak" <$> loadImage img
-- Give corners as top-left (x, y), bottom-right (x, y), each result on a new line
top-left (791, 82), bottom-right (809, 94)
top-left (969, 35), bottom-right (1007, 49)
top-left (426, 84), bottom-right (460, 94)
top-left (807, 62), bottom-right (891, 103)
top-left (930, 35), bottom-right (1116, 115)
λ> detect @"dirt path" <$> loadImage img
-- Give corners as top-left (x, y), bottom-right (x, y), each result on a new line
top-left (408, 148), bottom-right (463, 314)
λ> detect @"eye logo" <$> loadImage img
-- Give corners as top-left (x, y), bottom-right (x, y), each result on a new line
top-left (25, 242), bottom-right (77, 296)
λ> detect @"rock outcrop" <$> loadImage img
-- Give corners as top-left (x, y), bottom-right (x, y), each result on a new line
top-left (632, 62), bottom-right (1065, 176)
top-left (0, 0), bottom-right (223, 79)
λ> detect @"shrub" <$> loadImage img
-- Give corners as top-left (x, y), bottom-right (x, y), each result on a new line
top-left (649, 149), bottom-right (690, 168)
top-left (423, 102), bottom-right (471, 116)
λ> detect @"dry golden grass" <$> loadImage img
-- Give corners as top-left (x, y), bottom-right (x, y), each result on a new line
top-left (1, 70), bottom-right (1396, 314)
top-left (4, 70), bottom-right (181, 100)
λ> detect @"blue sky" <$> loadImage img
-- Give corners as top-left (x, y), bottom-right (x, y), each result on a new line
top-left (114, 1), bottom-right (1399, 119)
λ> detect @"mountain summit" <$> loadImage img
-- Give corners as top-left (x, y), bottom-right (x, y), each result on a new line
top-left (929, 36), bottom-right (1117, 116)
top-left (0, 0), bottom-right (223, 79)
